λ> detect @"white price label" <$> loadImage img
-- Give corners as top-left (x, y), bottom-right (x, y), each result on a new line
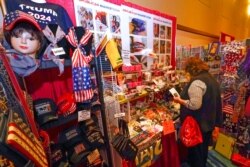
top-left (78, 110), bottom-right (91, 122)
top-left (114, 112), bottom-right (125, 118)
top-left (51, 47), bottom-right (66, 56)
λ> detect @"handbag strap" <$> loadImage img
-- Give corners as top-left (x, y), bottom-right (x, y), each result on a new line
top-left (118, 119), bottom-right (130, 138)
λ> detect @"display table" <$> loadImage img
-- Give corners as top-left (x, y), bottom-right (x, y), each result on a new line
top-left (124, 132), bottom-right (180, 167)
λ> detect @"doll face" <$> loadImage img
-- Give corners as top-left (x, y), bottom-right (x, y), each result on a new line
top-left (10, 31), bottom-right (40, 58)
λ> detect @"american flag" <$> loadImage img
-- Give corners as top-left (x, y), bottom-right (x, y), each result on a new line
top-left (222, 104), bottom-right (234, 114)
top-left (4, 10), bottom-right (41, 31)
top-left (66, 28), bottom-right (94, 102)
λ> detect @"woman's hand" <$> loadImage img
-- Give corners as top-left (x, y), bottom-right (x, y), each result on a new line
top-left (173, 96), bottom-right (187, 106)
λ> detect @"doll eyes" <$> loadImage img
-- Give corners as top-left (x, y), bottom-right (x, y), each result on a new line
top-left (13, 34), bottom-right (36, 41)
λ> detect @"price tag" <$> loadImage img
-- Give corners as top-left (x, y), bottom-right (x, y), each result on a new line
top-left (52, 47), bottom-right (66, 56)
top-left (163, 120), bottom-right (175, 135)
top-left (78, 110), bottom-right (91, 122)
top-left (114, 112), bottom-right (125, 118)
top-left (87, 149), bottom-right (100, 164)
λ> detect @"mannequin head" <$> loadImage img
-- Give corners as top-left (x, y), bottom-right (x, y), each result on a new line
top-left (4, 10), bottom-right (45, 58)
top-left (5, 22), bottom-right (44, 58)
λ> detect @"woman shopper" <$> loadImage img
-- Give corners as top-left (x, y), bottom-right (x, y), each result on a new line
top-left (173, 56), bottom-right (223, 167)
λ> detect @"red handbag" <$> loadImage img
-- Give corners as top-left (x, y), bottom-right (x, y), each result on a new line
top-left (180, 116), bottom-right (203, 147)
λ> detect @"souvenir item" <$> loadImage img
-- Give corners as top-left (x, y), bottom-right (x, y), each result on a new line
top-left (66, 27), bottom-right (94, 102)
top-left (105, 39), bottom-right (123, 70)
top-left (215, 133), bottom-right (235, 159)
top-left (58, 126), bottom-right (90, 165)
top-left (42, 25), bottom-right (66, 75)
top-left (111, 119), bottom-right (138, 160)
top-left (79, 114), bottom-right (105, 148)
top-left (57, 93), bottom-right (76, 116)
top-left (0, 58), bottom-right (48, 166)
top-left (33, 98), bottom-right (59, 126)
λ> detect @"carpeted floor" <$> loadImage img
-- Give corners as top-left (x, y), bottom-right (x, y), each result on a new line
top-left (181, 150), bottom-right (237, 167)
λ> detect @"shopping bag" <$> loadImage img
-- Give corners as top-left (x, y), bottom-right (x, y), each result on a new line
top-left (180, 116), bottom-right (203, 147)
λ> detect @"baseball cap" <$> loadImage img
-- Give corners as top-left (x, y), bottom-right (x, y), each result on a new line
top-left (33, 98), bottom-right (58, 126)
top-left (3, 10), bottom-right (41, 31)
top-left (50, 143), bottom-right (69, 167)
top-left (58, 126), bottom-right (91, 164)
top-left (68, 141), bottom-right (90, 165)
top-left (57, 93), bottom-right (76, 116)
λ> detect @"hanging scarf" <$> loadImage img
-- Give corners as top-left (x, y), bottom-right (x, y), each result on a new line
top-left (6, 49), bottom-right (39, 77)
top-left (66, 27), bottom-right (93, 102)
top-left (42, 25), bottom-right (65, 75)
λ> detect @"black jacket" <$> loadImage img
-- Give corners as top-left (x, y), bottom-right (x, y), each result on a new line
top-left (180, 71), bottom-right (223, 132)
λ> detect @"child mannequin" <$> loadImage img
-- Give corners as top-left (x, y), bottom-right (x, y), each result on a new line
top-left (4, 11), bottom-right (44, 77)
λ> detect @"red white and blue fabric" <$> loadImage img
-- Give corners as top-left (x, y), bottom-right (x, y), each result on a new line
top-left (43, 25), bottom-right (65, 75)
top-left (66, 28), bottom-right (93, 102)
top-left (6, 49), bottom-right (39, 77)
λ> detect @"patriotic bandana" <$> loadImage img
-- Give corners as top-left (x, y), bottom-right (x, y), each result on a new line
top-left (6, 49), bottom-right (39, 77)
top-left (4, 10), bottom-right (41, 31)
top-left (43, 25), bottom-right (66, 75)
top-left (66, 27), bottom-right (93, 102)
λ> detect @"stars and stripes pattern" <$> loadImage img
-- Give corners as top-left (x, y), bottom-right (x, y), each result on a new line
top-left (4, 10), bottom-right (41, 31)
top-left (66, 27), bottom-right (94, 102)
top-left (222, 104), bottom-right (234, 114)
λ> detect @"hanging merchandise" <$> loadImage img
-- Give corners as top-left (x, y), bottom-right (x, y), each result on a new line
top-left (0, 56), bottom-right (48, 167)
top-left (111, 119), bottom-right (138, 161)
top-left (66, 27), bottom-right (94, 102)
top-left (4, 0), bottom-right (73, 33)
top-left (42, 24), bottom-right (67, 75)
top-left (105, 39), bottom-right (123, 70)
top-left (221, 41), bottom-right (244, 76)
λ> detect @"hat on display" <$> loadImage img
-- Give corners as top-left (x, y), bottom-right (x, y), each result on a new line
top-left (50, 143), bottom-right (69, 167)
top-left (57, 93), bottom-right (76, 116)
top-left (58, 126), bottom-right (88, 149)
top-left (4, 10), bottom-right (41, 31)
top-left (68, 141), bottom-right (91, 165)
top-left (79, 114), bottom-right (105, 148)
top-left (33, 98), bottom-right (58, 126)
top-left (58, 126), bottom-right (91, 164)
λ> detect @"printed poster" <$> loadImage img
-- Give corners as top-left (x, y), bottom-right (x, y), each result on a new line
top-left (73, 0), bottom-right (175, 69)
top-left (73, 0), bottom-right (122, 54)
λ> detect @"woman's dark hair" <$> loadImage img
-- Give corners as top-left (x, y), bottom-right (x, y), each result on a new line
top-left (184, 56), bottom-right (209, 76)
top-left (4, 22), bottom-right (46, 57)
